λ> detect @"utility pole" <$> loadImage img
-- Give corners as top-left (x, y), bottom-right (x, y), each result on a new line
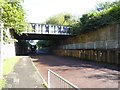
top-left (0, 23), bottom-right (3, 79)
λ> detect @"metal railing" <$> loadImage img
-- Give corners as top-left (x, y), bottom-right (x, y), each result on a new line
top-left (24, 23), bottom-right (73, 35)
top-left (48, 69), bottom-right (80, 89)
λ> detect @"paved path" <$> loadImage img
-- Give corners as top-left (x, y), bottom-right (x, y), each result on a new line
top-left (5, 56), bottom-right (45, 88)
top-left (31, 55), bottom-right (119, 88)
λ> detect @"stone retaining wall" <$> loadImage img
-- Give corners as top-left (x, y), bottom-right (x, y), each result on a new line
top-left (54, 23), bottom-right (120, 65)
top-left (54, 49), bottom-right (119, 64)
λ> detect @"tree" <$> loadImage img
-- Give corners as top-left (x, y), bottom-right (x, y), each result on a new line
top-left (45, 13), bottom-right (78, 34)
top-left (73, 0), bottom-right (120, 34)
top-left (0, 0), bottom-right (27, 35)
top-left (37, 40), bottom-right (54, 49)
top-left (45, 13), bottom-right (78, 26)
top-left (96, 2), bottom-right (113, 12)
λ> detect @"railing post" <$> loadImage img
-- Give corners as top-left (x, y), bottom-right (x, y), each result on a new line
top-left (41, 24), bottom-right (43, 34)
top-left (48, 69), bottom-right (51, 88)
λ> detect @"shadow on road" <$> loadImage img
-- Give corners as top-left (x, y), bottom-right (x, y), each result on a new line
top-left (30, 54), bottom-right (119, 88)
top-left (31, 54), bottom-right (119, 70)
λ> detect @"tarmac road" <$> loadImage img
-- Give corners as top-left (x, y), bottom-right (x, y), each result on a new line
top-left (31, 54), bottom-right (119, 88)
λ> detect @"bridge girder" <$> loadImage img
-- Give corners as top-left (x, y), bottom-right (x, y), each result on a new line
top-left (14, 33), bottom-right (74, 40)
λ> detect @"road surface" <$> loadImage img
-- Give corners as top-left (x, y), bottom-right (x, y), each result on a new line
top-left (30, 54), bottom-right (119, 88)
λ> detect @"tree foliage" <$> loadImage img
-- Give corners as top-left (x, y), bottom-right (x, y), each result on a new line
top-left (37, 40), bottom-right (57, 49)
top-left (0, 0), bottom-right (26, 34)
top-left (73, 0), bottom-right (120, 34)
top-left (45, 13), bottom-right (78, 26)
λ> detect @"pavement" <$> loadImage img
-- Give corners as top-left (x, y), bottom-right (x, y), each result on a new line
top-left (5, 56), bottom-right (45, 88)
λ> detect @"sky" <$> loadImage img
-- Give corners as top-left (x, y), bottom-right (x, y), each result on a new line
top-left (23, 0), bottom-right (115, 23)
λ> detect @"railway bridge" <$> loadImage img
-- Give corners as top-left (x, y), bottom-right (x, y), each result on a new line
top-left (14, 23), bottom-right (73, 40)
top-left (14, 23), bottom-right (74, 55)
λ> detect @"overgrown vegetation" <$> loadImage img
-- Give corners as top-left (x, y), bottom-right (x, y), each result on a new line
top-left (37, 40), bottom-right (58, 51)
top-left (40, 1), bottom-right (120, 48)
top-left (0, 0), bottom-right (26, 34)
top-left (45, 1), bottom-right (120, 35)
top-left (0, 79), bottom-right (5, 89)
top-left (0, 57), bottom-right (19, 89)
top-left (45, 13), bottom-right (77, 26)
top-left (3, 57), bottom-right (19, 75)
top-left (0, 0), bottom-right (27, 42)
top-left (73, 0), bottom-right (120, 34)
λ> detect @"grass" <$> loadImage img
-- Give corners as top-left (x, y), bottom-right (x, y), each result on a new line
top-left (3, 57), bottom-right (19, 75)
top-left (0, 57), bottom-right (20, 89)
top-left (0, 79), bottom-right (5, 89)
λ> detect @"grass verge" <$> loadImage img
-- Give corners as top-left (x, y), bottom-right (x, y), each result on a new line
top-left (0, 57), bottom-right (20, 89)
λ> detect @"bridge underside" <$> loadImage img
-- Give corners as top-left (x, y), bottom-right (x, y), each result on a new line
top-left (14, 33), bottom-right (73, 40)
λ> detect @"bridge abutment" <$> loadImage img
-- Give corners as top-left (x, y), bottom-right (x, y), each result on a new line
top-left (15, 40), bottom-right (29, 55)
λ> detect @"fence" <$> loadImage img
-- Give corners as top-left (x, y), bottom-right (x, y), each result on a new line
top-left (48, 69), bottom-right (80, 89)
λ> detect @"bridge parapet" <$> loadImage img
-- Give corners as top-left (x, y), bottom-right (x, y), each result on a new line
top-left (23, 23), bottom-right (72, 35)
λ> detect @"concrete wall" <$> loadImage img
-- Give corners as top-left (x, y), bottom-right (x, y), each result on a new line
top-left (59, 24), bottom-right (119, 49)
top-left (118, 23), bottom-right (120, 48)
top-left (54, 23), bottom-right (120, 65)
top-left (0, 28), bottom-right (16, 59)
top-left (3, 42), bottom-right (16, 58)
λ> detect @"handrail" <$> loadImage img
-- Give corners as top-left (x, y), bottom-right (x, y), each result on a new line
top-left (48, 69), bottom-right (80, 89)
